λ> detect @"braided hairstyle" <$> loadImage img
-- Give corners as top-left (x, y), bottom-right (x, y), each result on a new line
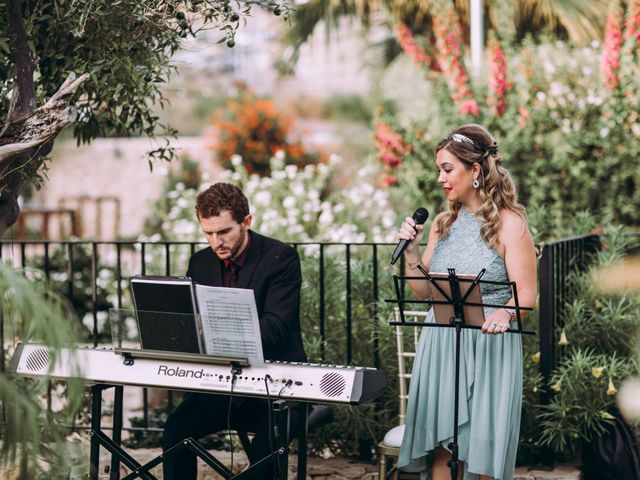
top-left (434, 123), bottom-right (525, 250)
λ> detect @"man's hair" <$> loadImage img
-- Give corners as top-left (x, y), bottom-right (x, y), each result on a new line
top-left (195, 183), bottom-right (250, 223)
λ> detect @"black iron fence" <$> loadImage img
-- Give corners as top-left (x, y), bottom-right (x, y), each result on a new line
top-left (0, 234), bottom-right (600, 436)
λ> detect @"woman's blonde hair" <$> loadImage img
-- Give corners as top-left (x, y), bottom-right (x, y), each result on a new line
top-left (434, 123), bottom-right (525, 249)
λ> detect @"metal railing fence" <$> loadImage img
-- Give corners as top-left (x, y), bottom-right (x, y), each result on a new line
top-left (0, 235), bottom-right (600, 439)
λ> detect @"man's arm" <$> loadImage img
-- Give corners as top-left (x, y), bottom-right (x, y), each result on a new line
top-left (258, 246), bottom-right (302, 352)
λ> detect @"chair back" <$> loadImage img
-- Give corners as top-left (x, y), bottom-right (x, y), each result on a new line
top-left (394, 308), bottom-right (428, 425)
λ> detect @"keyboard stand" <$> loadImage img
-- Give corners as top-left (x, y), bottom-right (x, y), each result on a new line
top-left (88, 383), bottom-right (292, 480)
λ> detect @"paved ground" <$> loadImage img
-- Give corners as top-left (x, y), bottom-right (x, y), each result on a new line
top-left (85, 441), bottom-right (581, 480)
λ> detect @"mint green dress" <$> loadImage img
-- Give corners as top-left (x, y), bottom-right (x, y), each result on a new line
top-left (398, 207), bottom-right (523, 480)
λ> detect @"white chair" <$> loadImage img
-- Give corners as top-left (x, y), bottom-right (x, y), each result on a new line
top-left (377, 308), bottom-right (428, 480)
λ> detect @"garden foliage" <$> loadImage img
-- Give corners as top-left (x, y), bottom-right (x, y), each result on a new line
top-left (209, 83), bottom-right (322, 176)
top-left (0, 262), bottom-right (84, 479)
top-left (537, 226), bottom-right (640, 456)
top-left (375, 1), bottom-right (640, 240)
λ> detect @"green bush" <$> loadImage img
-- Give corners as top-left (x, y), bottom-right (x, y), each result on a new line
top-left (322, 94), bottom-right (373, 123)
top-left (537, 226), bottom-right (640, 456)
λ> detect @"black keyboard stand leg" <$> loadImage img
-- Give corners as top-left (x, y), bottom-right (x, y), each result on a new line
top-left (274, 400), bottom-right (289, 480)
top-left (233, 399), bottom-right (290, 480)
top-left (297, 403), bottom-right (309, 480)
top-left (110, 385), bottom-right (124, 479)
top-left (89, 384), bottom-right (104, 480)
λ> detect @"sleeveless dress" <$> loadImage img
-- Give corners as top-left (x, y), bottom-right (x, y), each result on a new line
top-left (398, 207), bottom-right (523, 480)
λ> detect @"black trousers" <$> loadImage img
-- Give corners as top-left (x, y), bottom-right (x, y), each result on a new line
top-left (162, 392), bottom-right (300, 480)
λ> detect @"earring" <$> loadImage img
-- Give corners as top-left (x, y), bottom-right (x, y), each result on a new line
top-left (472, 177), bottom-right (480, 189)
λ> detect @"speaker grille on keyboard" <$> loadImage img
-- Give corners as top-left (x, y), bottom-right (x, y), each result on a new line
top-left (319, 372), bottom-right (346, 397)
top-left (25, 348), bottom-right (51, 373)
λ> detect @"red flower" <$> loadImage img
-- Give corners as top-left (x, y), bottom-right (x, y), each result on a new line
top-left (374, 121), bottom-right (411, 172)
top-left (487, 37), bottom-right (511, 116)
top-left (433, 3), bottom-right (478, 116)
top-left (602, 0), bottom-right (623, 91)
top-left (395, 23), bottom-right (433, 68)
top-left (380, 173), bottom-right (398, 187)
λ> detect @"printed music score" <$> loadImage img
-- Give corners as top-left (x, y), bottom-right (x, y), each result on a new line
top-left (195, 285), bottom-right (265, 366)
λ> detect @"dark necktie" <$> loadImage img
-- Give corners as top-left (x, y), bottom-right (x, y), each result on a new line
top-left (229, 260), bottom-right (239, 286)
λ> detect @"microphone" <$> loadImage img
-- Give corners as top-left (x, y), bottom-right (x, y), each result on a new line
top-left (390, 207), bottom-right (429, 265)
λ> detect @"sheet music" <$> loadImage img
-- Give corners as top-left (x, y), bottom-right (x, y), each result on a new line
top-left (195, 285), bottom-right (265, 366)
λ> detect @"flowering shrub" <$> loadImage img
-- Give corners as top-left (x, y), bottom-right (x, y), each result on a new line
top-left (144, 152), bottom-right (398, 245)
top-left (394, 22), bottom-right (437, 71)
top-left (487, 36), bottom-right (510, 117)
top-left (602, 0), bottom-right (623, 91)
top-left (373, 116), bottom-right (412, 187)
top-left (432, 2), bottom-right (479, 116)
top-left (209, 83), bottom-right (320, 176)
top-left (537, 227), bottom-right (640, 455)
top-left (386, 23), bottom-right (640, 239)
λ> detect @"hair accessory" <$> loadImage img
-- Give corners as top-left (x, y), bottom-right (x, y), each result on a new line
top-left (447, 132), bottom-right (499, 156)
top-left (448, 133), bottom-right (475, 145)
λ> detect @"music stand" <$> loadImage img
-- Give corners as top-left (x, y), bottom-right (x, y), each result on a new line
top-left (389, 264), bottom-right (535, 480)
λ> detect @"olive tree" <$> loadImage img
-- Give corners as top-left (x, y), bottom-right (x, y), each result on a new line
top-left (0, 0), bottom-right (288, 236)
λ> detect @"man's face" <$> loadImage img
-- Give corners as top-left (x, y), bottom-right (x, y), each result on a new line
top-left (198, 210), bottom-right (252, 261)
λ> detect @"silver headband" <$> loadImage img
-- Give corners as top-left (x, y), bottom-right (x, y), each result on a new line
top-left (447, 132), bottom-right (498, 155)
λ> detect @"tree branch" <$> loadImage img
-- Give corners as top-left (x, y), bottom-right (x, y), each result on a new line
top-left (5, 0), bottom-right (36, 122)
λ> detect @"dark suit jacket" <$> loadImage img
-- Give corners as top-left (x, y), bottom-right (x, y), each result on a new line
top-left (187, 230), bottom-right (307, 363)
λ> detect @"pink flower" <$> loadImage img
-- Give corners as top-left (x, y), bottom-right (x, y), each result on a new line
top-left (624, 0), bottom-right (640, 43)
top-left (487, 37), bottom-right (511, 116)
top-left (380, 173), bottom-right (398, 187)
top-left (374, 121), bottom-right (411, 172)
top-left (602, 0), bottom-right (623, 91)
top-left (459, 100), bottom-right (480, 116)
top-left (395, 23), bottom-right (433, 68)
top-left (433, 3), bottom-right (478, 116)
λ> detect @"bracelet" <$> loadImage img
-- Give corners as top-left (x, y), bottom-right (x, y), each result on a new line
top-left (407, 260), bottom-right (421, 270)
top-left (504, 309), bottom-right (516, 322)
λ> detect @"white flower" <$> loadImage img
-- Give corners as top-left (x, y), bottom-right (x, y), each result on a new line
top-left (291, 182), bottom-right (305, 196)
top-left (303, 244), bottom-right (320, 257)
top-left (283, 196), bottom-right (297, 209)
top-left (382, 212), bottom-right (396, 229)
top-left (272, 170), bottom-right (287, 180)
top-left (275, 150), bottom-right (286, 160)
top-left (318, 209), bottom-right (334, 225)
top-left (543, 60), bottom-right (556, 75)
top-left (329, 154), bottom-right (342, 165)
top-left (231, 154), bottom-right (243, 166)
top-left (631, 123), bottom-right (640, 137)
top-left (285, 165), bottom-right (298, 179)
top-left (549, 82), bottom-right (564, 97)
top-left (286, 224), bottom-right (305, 236)
top-left (287, 208), bottom-right (300, 220)
top-left (176, 197), bottom-right (189, 208)
top-left (600, 127), bottom-right (610, 138)
top-left (254, 190), bottom-right (272, 206)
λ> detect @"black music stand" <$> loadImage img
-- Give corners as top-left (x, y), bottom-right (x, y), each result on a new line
top-left (389, 265), bottom-right (535, 480)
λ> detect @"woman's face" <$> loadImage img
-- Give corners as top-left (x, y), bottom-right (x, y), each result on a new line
top-left (435, 148), bottom-right (478, 205)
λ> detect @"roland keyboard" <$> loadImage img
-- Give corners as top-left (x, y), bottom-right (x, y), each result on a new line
top-left (10, 344), bottom-right (386, 406)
